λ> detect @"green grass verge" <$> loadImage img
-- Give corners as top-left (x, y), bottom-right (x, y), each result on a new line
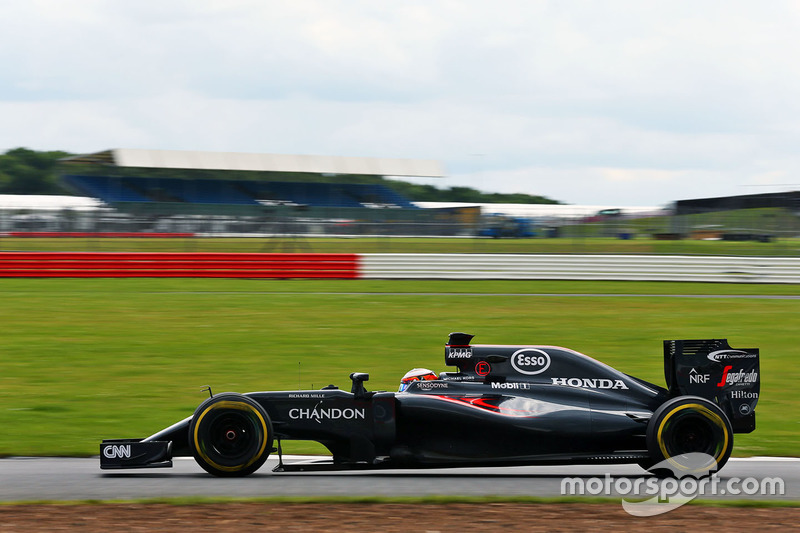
top-left (0, 278), bottom-right (797, 457)
top-left (1, 235), bottom-right (799, 256)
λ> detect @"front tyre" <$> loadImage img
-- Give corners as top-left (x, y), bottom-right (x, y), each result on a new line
top-left (644, 396), bottom-right (733, 477)
top-left (189, 393), bottom-right (273, 477)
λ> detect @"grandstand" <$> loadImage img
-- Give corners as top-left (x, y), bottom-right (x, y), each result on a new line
top-left (61, 175), bottom-right (418, 210)
top-left (674, 191), bottom-right (800, 215)
top-left (59, 149), bottom-right (442, 218)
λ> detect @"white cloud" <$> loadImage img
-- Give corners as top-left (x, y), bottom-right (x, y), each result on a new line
top-left (2, 1), bottom-right (800, 205)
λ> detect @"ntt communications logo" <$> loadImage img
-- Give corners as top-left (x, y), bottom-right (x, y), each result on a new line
top-left (561, 453), bottom-right (785, 516)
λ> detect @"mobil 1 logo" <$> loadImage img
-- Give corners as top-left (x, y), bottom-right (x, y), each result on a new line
top-left (511, 348), bottom-right (551, 375)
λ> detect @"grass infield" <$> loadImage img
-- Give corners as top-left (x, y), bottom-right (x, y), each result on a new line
top-left (1, 235), bottom-right (800, 256)
top-left (0, 278), bottom-right (797, 457)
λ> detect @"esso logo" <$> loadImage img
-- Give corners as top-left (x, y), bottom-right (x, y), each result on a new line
top-left (511, 348), bottom-right (551, 375)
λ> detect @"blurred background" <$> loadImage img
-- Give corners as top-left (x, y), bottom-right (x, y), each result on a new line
top-left (1, 147), bottom-right (798, 256)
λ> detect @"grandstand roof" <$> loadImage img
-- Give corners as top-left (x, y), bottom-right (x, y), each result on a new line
top-left (674, 190), bottom-right (800, 215)
top-left (414, 202), bottom-right (666, 219)
top-left (61, 149), bottom-right (445, 178)
top-left (0, 194), bottom-right (104, 211)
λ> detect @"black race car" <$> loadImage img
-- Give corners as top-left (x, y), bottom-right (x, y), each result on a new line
top-left (100, 333), bottom-right (760, 477)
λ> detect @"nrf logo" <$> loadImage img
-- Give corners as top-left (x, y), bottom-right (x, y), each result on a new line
top-left (688, 368), bottom-right (710, 384)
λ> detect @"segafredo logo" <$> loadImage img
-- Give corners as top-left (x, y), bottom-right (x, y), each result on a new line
top-left (707, 349), bottom-right (753, 363)
top-left (103, 444), bottom-right (131, 459)
top-left (510, 348), bottom-right (551, 375)
top-left (551, 377), bottom-right (629, 390)
top-left (716, 365), bottom-right (758, 388)
top-left (288, 406), bottom-right (366, 423)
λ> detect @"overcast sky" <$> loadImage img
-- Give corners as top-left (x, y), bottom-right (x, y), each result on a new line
top-left (2, 1), bottom-right (799, 206)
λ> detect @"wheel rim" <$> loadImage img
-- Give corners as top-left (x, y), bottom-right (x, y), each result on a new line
top-left (194, 401), bottom-right (268, 472)
top-left (206, 412), bottom-right (259, 464)
top-left (665, 414), bottom-right (719, 453)
top-left (658, 403), bottom-right (728, 472)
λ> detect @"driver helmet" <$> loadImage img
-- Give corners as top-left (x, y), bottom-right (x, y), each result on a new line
top-left (399, 368), bottom-right (438, 392)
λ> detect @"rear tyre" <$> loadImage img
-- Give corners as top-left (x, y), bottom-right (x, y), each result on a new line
top-left (189, 393), bottom-right (273, 477)
top-left (643, 396), bottom-right (733, 478)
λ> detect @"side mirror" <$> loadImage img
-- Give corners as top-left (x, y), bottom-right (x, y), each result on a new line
top-left (349, 372), bottom-right (371, 399)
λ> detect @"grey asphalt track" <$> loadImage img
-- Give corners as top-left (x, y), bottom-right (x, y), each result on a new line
top-left (1, 456), bottom-right (797, 503)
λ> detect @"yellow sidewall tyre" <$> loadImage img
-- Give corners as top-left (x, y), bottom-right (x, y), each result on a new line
top-left (644, 395), bottom-right (733, 477)
top-left (189, 393), bottom-right (273, 477)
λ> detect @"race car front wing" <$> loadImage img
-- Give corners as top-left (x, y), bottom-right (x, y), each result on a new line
top-left (100, 439), bottom-right (173, 470)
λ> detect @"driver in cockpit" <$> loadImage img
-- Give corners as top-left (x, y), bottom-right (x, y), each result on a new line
top-left (398, 368), bottom-right (438, 392)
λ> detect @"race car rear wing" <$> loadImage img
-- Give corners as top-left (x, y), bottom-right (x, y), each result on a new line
top-left (664, 339), bottom-right (760, 433)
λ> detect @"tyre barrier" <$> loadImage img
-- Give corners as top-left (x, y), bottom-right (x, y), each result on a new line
top-left (0, 252), bottom-right (359, 278)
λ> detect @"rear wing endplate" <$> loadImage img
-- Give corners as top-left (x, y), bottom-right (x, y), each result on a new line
top-left (664, 339), bottom-right (760, 433)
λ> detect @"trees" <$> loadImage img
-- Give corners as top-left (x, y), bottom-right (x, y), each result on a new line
top-left (0, 148), bottom-right (73, 195)
top-left (0, 147), bottom-right (561, 204)
top-left (386, 180), bottom-right (560, 204)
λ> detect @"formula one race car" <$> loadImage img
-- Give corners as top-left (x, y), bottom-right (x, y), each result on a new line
top-left (100, 333), bottom-right (760, 477)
